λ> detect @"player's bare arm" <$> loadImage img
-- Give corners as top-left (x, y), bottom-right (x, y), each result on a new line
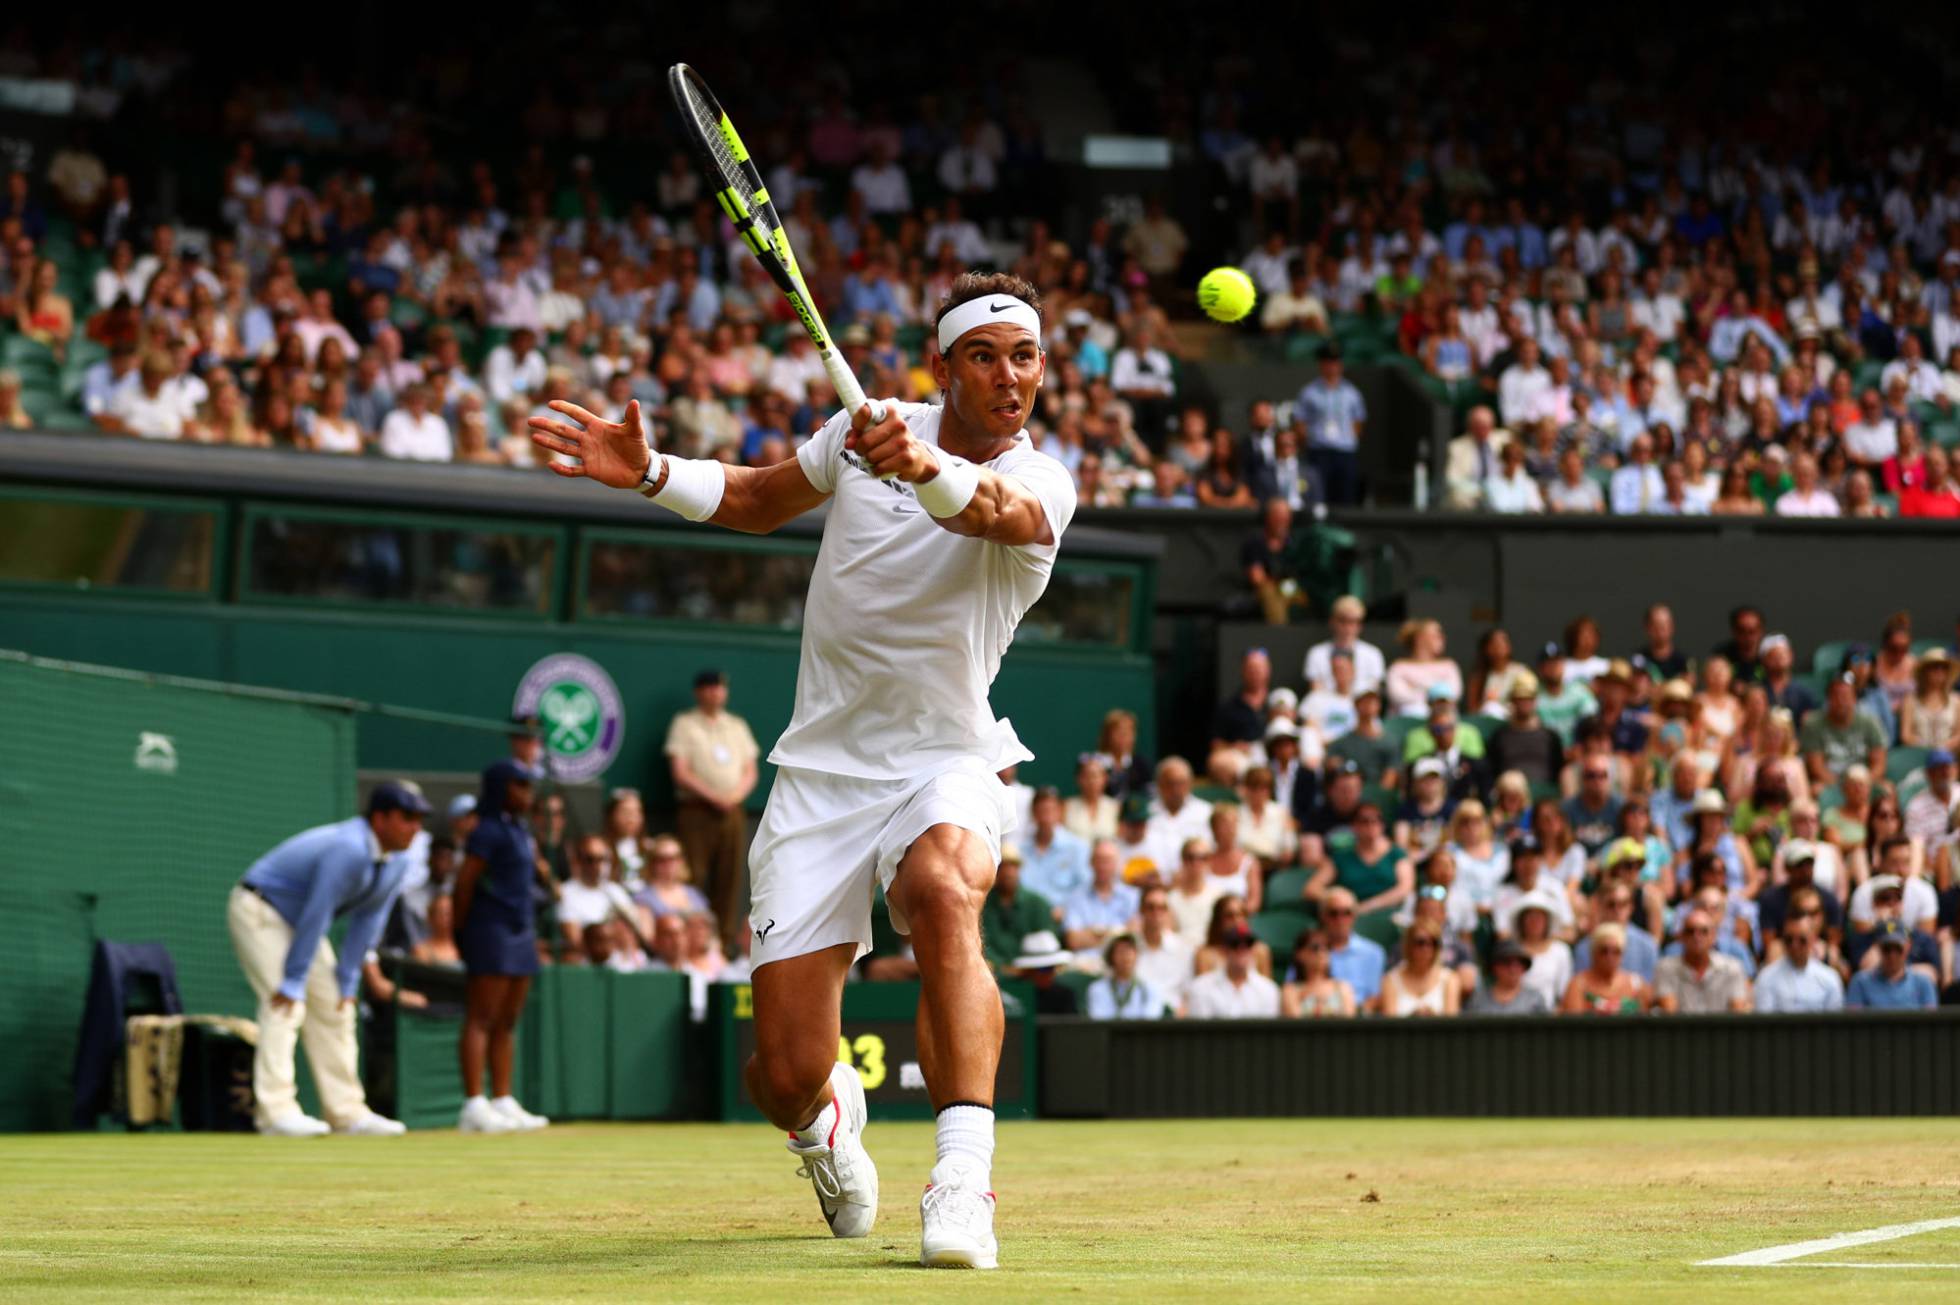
top-left (848, 402), bottom-right (1054, 547)
top-left (527, 399), bottom-right (826, 535)
top-left (844, 314), bottom-right (1055, 545)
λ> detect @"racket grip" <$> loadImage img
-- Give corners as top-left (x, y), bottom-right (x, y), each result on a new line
top-left (866, 399), bottom-right (888, 424)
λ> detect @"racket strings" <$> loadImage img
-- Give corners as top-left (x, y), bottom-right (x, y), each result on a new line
top-left (682, 84), bottom-right (745, 188)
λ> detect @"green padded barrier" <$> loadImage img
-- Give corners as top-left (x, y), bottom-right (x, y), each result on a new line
top-left (607, 970), bottom-right (691, 1119)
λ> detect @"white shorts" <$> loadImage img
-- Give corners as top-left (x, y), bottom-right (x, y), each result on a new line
top-left (747, 759), bottom-right (1017, 968)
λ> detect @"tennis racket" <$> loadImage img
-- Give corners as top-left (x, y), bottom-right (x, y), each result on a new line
top-left (668, 63), bottom-right (885, 429)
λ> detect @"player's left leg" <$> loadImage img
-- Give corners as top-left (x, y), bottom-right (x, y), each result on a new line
top-left (889, 825), bottom-right (1003, 1270)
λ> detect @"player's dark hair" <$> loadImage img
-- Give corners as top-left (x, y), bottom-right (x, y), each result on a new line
top-left (932, 272), bottom-right (1044, 347)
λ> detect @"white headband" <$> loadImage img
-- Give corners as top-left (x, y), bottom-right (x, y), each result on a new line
top-left (936, 296), bottom-right (1042, 354)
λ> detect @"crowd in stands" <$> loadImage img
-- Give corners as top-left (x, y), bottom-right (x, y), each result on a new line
top-left (953, 601), bottom-right (1960, 1018)
top-left (9, 14), bottom-right (1958, 521)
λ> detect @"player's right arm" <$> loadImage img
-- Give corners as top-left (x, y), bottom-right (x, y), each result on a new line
top-left (527, 399), bottom-right (827, 535)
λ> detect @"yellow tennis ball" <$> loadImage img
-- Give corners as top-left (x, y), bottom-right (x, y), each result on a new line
top-left (1197, 267), bottom-right (1257, 323)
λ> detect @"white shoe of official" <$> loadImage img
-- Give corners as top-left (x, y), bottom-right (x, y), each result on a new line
top-left (335, 1111), bottom-right (407, 1137)
top-left (258, 1111), bottom-right (331, 1138)
top-left (458, 1096), bottom-right (518, 1134)
top-left (785, 1061), bottom-right (878, 1238)
top-left (492, 1095), bottom-right (549, 1131)
top-left (920, 1160), bottom-right (998, 1269)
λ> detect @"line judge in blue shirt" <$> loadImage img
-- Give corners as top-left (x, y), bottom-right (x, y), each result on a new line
top-left (227, 780), bottom-right (429, 1137)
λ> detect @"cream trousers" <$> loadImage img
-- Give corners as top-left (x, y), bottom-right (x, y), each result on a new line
top-left (226, 885), bottom-right (368, 1128)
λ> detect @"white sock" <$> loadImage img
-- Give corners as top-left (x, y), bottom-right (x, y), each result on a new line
top-left (792, 1097), bottom-right (838, 1149)
top-left (465, 1094), bottom-right (488, 1109)
top-left (935, 1104), bottom-right (995, 1183)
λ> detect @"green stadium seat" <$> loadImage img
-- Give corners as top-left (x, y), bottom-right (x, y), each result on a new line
top-left (1817, 785), bottom-right (1844, 813)
top-left (1360, 783), bottom-right (1395, 812)
top-left (1469, 712), bottom-right (1506, 740)
top-left (2, 335), bottom-right (57, 369)
top-left (1851, 360), bottom-right (1886, 393)
top-left (1811, 639), bottom-right (1856, 678)
top-left (1250, 907), bottom-right (1313, 957)
top-left (1911, 638), bottom-right (1951, 658)
top-left (1353, 908), bottom-right (1401, 953)
top-left (1793, 671), bottom-right (1828, 706)
top-left (1529, 780), bottom-right (1561, 803)
top-left (1057, 969), bottom-right (1097, 1000)
top-left (38, 409), bottom-right (93, 431)
top-left (1383, 714), bottom-right (1419, 754)
top-left (1887, 746), bottom-right (1928, 783)
top-left (1927, 422), bottom-right (1960, 450)
top-left (1264, 867), bottom-right (1312, 910)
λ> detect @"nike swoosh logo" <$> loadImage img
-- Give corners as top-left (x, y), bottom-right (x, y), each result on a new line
top-left (988, 302), bottom-right (1011, 312)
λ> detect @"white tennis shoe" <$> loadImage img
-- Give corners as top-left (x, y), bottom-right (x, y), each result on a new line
top-left (335, 1111), bottom-right (407, 1137)
top-left (920, 1160), bottom-right (997, 1269)
top-left (785, 1061), bottom-right (878, 1238)
top-left (258, 1111), bottom-right (331, 1138)
top-left (491, 1095), bottom-right (549, 1131)
top-left (458, 1095), bottom-right (518, 1133)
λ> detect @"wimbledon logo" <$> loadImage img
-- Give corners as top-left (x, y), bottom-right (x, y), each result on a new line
top-left (512, 653), bottom-right (624, 782)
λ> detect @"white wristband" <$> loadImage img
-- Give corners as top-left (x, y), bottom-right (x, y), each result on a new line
top-left (914, 449), bottom-right (981, 518)
top-left (640, 455), bottom-right (726, 522)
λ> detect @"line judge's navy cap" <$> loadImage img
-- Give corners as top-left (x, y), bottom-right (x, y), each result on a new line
top-left (694, 668), bottom-right (727, 689)
top-left (368, 780), bottom-right (432, 817)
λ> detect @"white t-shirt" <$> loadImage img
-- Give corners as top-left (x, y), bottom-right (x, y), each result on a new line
top-left (111, 382), bottom-right (195, 439)
top-left (770, 402), bottom-right (1077, 781)
top-left (1303, 639), bottom-right (1386, 694)
top-left (379, 409), bottom-right (453, 461)
top-left (1519, 940), bottom-right (1573, 1009)
top-left (1185, 968), bottom-right (1282, 1018)
top-left (558, 879), bottom-right (636, 929)
top-left (1136, 933), bottom-right (1196, 1007)
top-left (1848, 875), bottom-right (1940, 930)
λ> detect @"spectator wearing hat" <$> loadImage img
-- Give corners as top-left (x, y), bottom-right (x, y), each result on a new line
top-left (1845, 922), bottom-right (1938, 1009)
top-left (1402, 685), bottom-right (1488, 765)
top-left (1847, 872), bottom-right (1942, 979)
top-left (1653, 908), bottom-right (1753, 1013)
top-left (981, 845), bottom-right (1055, 975)
top-left (1113, 796), bottom-right (1176, 886)
top-left (1758, 838), bottom-right (1844, 940)
top-left (1753, 920), bottom-right (1845, 1013)
top-left (1021, 786), bottom-right (1090, 909)
top-left (1084, 934), bottom-right (1165, 1020)
top-left (1534, 643), bottom-right (1598, 748)
top-left (1487, 671), bottom-right (1564, 787)
top-left (1467, 940), bottom-right (1551, 1014)
top-left (1901, 650), bottom-right (1960, 749)
top-left (1329, 686), bottom-right (1399, 790)
top-left (1303, 596), bottom-right (1386, 695)
top-left (1295, 343), bottom-right (1366, 506)
top-left (1800, 671), bottom-right (1888, 790)
top-left (1678, 790), bottom-right (1761, 903)
top-left (1184, 925), bottom-right (1282, 1018)
top-left (1134, 885), bottom-right (1196, 1013)
top-left (1259, 720), bottom-right (1318, 830)
top-left (1493, 836), bottom-right (1576, 938)
top-left (1584, 661), bottom-right (1650, 758)
top-left (1851, 827), bottom-right (1942, 928)
top-left (1392, 757), bottom-right (1457, 860)
top-left (1011, 931), bottom-right (1081, 1015)
top-left (665, 668), bottom-right (760, 954)
top-left (1905, 749), bottom-right (1960, 848)
top-left (228, 780), bottom-right (430, 1137)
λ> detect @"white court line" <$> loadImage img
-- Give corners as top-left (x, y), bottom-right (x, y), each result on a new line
top-left (1771, 1263), bottom-right (1960, 1270)
top-left (1698, 1216), bottom-right (1960, 1267)
top-left (1771, 1254), bottom-right (1960, 1261)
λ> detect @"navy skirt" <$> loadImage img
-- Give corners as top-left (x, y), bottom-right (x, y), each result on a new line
top-left (459, 914), bottom-right (540, 977)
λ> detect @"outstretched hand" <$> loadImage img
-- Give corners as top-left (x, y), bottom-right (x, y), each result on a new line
top-left (527, 400), bottom-right (654, 489)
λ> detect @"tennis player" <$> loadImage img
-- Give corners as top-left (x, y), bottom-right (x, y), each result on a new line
top-left (529, 273), bottom-right (1071, 1270)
